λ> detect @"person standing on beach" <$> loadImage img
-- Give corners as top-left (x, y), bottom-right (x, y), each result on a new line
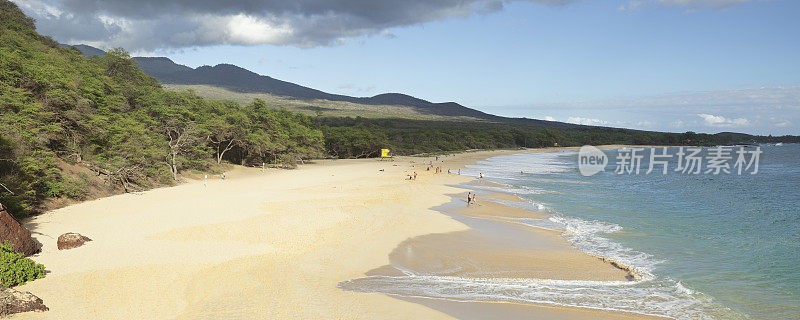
top-left (203, 174), bottom-right (208, 187)
top-left (466, 192), bottom-right (472, 206)
top-left (472, 193), bottom-right (479, 206)
top-left (458, 169), bottom-right (461, 175)
top-left (413, 172), bottom-right (417, 180)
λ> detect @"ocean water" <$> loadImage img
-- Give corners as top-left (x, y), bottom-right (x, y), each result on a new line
top-left (340, 144), bottom-right (799, 319)
top-left (457, 144), bottom-right (799, 319)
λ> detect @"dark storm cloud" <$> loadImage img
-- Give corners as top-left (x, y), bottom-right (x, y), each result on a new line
top-left (12, 0), bottom-right (575, 50)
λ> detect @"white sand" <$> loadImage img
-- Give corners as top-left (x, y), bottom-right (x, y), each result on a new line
top-left (12, 150), bottom-right (659, 319)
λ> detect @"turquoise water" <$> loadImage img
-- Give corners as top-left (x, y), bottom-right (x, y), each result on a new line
top-left (338, 144), bottom-right (799, 319)
top-left (467, 144), bottom-right (799, 319)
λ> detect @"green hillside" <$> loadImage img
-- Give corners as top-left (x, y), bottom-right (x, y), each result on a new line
top-left (0, 1), bottom-right (323, 217)
top-left (2, 0), bottom-right (796, 219)
top-left (161, 84), bottom-right (474, 120)
top-left (133, 56), bottom-right (496, 119)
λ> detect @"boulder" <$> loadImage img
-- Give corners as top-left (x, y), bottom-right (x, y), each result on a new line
top-left (0, 203), bottom-right (38, 256)
top-left (0, 287), bottom-right (48, 316)
top-left (57, 233), bottom-right (92, 250)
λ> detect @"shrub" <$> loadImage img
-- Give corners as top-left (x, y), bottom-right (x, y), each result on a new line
top-left (0, 241), bottom-right (46, 287)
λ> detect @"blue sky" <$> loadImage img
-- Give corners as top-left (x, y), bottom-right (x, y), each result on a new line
top-left (16, 0), bottom-right (800, 135)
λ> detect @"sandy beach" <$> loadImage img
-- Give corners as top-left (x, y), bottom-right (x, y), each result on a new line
top-left (12, 148), bottom-right (661, 319)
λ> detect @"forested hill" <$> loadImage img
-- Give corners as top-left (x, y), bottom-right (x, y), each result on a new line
top-left (0, 0), bottom-right (324, 218)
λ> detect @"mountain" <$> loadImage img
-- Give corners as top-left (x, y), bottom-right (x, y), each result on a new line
top-left (62, 44), bottom-right (106, 57)
top-left (66, 45), bottom-right (560, 123)
top-left (133, 57), bottom-right (495, 118)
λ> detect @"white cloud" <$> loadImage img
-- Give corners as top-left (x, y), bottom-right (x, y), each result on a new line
top-left (11, 0), bottom-right (577, 50)
top-left (544, 116), bottom-right (556, 121)
top-left (15, 0), bottom-right (65, 18)
top-left (698, 113), bottom-right (750, 127)
top-left (504, 87), bottom-right (799, 134)
top-left (224, 14), bottom-right (294, 45)
top-left (527, 87), bottom-right (800, 112)
top-left (730, 118), bottom-right (749, 126)
top-left (698, 113), bottom-right (726, 125)
top-left (619, 1), bottom-right (648, 11)
top-left (770, 117), bottom-right (791, 128)
top-left (567, 117), bottom-right (612, 126)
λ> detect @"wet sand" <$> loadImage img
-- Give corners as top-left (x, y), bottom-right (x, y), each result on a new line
top-left (340, 190), bottom-right (661, 319)
top-left (448, 196), bottom-right (549, 219)
top-left (400, 297), bottom-right (663, 320)
top-left (341, 148), bottom-right (663, 319)
top-left (370, 196), bottom-right (635, 281)
top-left (13, 147), bottom-right (659, 319)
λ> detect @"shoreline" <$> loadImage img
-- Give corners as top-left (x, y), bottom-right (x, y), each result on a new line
top-left (13, 147), bottom-right (660, 319)
top-left (338, 182), bottom-right (662, 319)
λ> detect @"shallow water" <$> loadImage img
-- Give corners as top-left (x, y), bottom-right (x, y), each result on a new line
top-left (459, 144), bottom-right (800, 319)
top-left (340, 144), bottom-right (799, 319)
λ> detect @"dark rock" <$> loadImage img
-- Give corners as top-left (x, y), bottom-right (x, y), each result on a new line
top-left (57, 233), bottom-right (92, 250)
top-left (0, 287), bottom-right (48, 316)
top-left (0, 203), bottom-right (38, 256)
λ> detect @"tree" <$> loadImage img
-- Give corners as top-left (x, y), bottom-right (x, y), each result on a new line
top-left (162, 119), bottom-right (199, 181)
top-left (203, 105), bottom-right (249, 164)
top-left (323, 126), bottom-right (388, 158)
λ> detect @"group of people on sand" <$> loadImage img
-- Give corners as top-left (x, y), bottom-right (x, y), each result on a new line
top-left (466, 192), bottom-right (479, 206)
top-left (428, 166), bottom-right (444, 174)
top-left (413, 155), bottom-right (470, 180)
top-left (429, 166), bottom-right (460, 175)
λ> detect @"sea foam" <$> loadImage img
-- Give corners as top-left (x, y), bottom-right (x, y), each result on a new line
top-left (340, 151), bottom-right (742, 319)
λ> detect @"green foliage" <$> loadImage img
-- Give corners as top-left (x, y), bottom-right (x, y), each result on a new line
top-left (1, 0), bottom-right (795, 219)
top-left (0, 1), bottom-right (324, 217)
top-left (0, 241), bottom-right (46, 287)
top-left (323, 125), bottom-right (389, 158)
top-left (316, 117), bottom-right (789, 157)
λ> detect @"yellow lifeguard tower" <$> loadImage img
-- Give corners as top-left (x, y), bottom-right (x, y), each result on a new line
top-left (380, 148), bottom-right (392, 159)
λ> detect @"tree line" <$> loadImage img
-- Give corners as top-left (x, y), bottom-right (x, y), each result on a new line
top-left (0, 0), bottom-right (796, 218)
top-left (315, 117), bottom-right (795, 158)
top-left (1, 2), bottom-right (323, 217)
